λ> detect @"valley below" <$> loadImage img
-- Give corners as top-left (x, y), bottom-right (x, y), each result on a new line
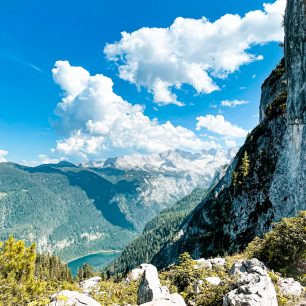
top-left (0, 148), bottom-right (233, 262)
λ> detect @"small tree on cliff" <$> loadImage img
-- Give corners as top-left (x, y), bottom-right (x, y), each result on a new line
top-left (240, 151), bottom-right (250, 177)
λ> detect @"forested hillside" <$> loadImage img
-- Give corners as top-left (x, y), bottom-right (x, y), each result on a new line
top-left (105, 162), bottom-right (229, 275)
top-left (0, 149), bottom-right (231, 262)
top-left (105, 188), bottom-right (207, 275)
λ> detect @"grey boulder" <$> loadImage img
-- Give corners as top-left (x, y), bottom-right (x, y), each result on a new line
top-left (194, 257), bottom-right (226, 270)
top-left (140, 293), bottom-right (186, 306)
top-left (80, 276), bottom-right (101, 295)
top-left (127, 263), bottom-right (153, 282)
top-left (224, 259), bottom-right (277, 306)
top-left (277, 277), bottom-right (304, 298)
top-left (137, 264), bottom-right (185, 306)
top-left (48, 290), bottom-right (101, 306)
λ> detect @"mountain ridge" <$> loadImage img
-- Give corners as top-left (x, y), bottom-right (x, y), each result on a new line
top-left (0, 148), bottom-right (233, 262)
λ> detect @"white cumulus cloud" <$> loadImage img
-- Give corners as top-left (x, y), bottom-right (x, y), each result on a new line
top-left (19, 155), bottom-right (63, 167)
top-left (196, 114), bottom-right (248, 138)
top-left (104, 0), bottom-right (285, 106)
top-left (224, 139), bottom-right (238, 148)
top-left (0, 149), bottom-right (8, 163)
top-left (221, 100), bottom-right (249, 108)
top-left (52, 61), bottom-right (219, 159)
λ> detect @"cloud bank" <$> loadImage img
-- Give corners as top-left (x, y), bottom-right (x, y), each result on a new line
top-left (196, 114), bottom-right (248, 138)
top-left (104, 0), bottom-right (285, 105)
top-left (52, 61), bottom-right (219, 159)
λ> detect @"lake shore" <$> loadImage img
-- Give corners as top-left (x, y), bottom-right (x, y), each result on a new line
top-left (65, 249), bottom-right (122, 264)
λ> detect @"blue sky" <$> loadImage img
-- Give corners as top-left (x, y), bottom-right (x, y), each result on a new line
top-left (0, 0), bottom-right (284, 163)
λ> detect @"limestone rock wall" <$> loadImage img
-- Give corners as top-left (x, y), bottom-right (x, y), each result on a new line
top-left (153, 0), bottom-right (306, 268)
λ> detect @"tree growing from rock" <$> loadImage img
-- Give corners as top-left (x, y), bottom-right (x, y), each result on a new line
top-left (239, 151), bottom-right (250, 177)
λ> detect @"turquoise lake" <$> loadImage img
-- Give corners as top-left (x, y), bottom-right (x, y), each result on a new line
top-left (67, 251), bottom-right (120, 275)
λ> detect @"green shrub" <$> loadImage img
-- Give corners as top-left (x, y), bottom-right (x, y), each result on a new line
top-left (91, 279), bottom-right (138, 305)
top-left (0, 237), bottom-right (77, 306)
top-left (159, 252), bottom-right (235, 306)
top-left (239, 151), bottom-right (250, 178)
top-left (244, 211), bottom-right (306, 283)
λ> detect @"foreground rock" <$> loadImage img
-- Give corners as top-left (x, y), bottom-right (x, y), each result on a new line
top-left (48, 290), bottom-right (101, 306)
top-left (194, 257), bottom-right (226, 270)
top-left (205, 276), bottom-right (221, 286)
top-left (223, 259), bottom-right (277, 306)
top-left (80, 276), bottom-right (101, 295)
top-left (277, 277), bottom-right (304, 298)
top-left (137, 264), bottom-right (167, 303)
top-left (127, 263), bottom-right (152, 281)
top-left (137, 264), bottom-right (185, 305)
top-left (140, 293), bottom-right (186, 306)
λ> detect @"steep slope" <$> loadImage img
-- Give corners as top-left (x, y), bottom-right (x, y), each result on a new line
top-left (86, 148), bottom-right (234, 231)
top-left (105, 188), bottom-right (207, 275)
top-left (0, 149), bottom-right (232, 262)
top-left (0, 163), bottom-right (136, 262)
top-left (153, 0), bottom-right (305, 268)
top-left (105, 163), bottom-right (229, 275)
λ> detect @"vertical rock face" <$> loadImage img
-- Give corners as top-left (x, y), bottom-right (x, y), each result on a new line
top-left (271, 0), bottom-right (306, 217)
top-left (152, 0), bottom-right (306, 268)
top-left (259, 58), bottom-right (287, 122)
top-left (285, 0), bottom-right (306, 122)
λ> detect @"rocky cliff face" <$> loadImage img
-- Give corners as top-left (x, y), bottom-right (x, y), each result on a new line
top-left (272, 0), bottom-right (306, 218)
top-left (153, 0), bottom-right (306, 268)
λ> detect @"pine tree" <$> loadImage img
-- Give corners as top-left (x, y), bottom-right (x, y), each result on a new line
top-left (0, 236), bottom-right (47, 305)
top-left (240, 151), bottom-right (250, 177)
top-left (0, 237), bottom-right (74, 305)
top-left (77, 263), bottom-right (95, 281)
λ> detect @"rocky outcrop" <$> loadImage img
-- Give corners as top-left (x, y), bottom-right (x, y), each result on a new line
top-left (127, 263), bottom-right (152, 281)
top-left (194, 257), bottom-right (226, 269)
top-left (79, 276), bottom-right (101, 295)
top-left (152, 0), bottom-right (306, 269)
top-left (271, 0), bottom-right (306, 226)
top-left (205, 276), bottom-right (221, 286)
top-left (260, 58), bottom-right (287, 122)
top-left (277, 277), bottom-right (304, 298)
top-left (48, 290), bottom-right (101, 306)
top-left (137, 264), bottom-right (168, 304)
top-left (140, 294), bottom-right (186, 306)
top-left (223, 259), bottom-right (277, 306)
top-left (137, 264), bottom-right (185, 306)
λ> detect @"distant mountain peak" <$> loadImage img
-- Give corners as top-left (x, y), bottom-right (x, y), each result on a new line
top-left (92, 148), bottom-right (236, 176)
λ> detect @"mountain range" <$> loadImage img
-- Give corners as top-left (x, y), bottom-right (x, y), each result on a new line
top-left (0, 148), bottom-right (234, 262)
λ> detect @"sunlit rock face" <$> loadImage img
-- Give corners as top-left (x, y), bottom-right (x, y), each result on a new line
top-left (153, 0), bottom-right (306, 268)
top-left (271, 0), bottom-right (306, 218)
